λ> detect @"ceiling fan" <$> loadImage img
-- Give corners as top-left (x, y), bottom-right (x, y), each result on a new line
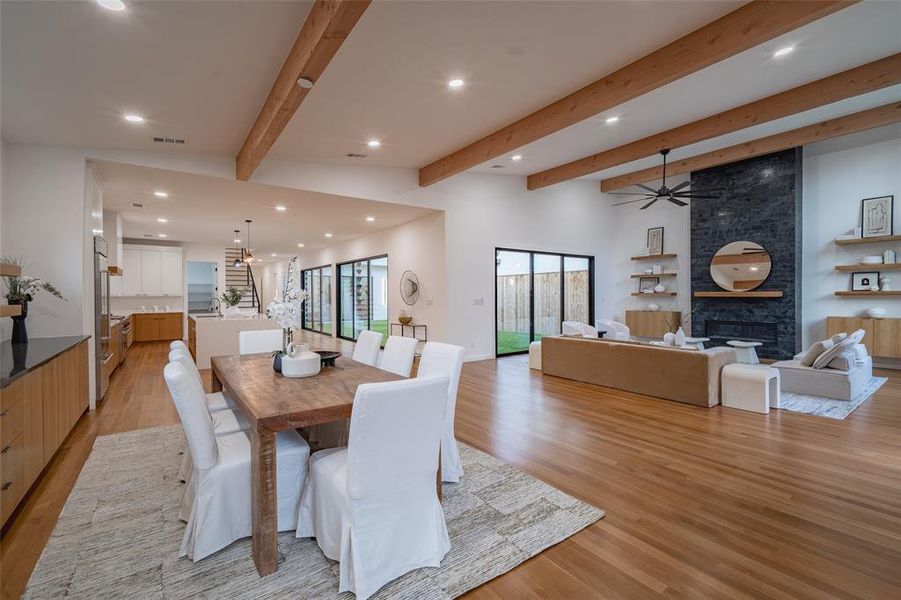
top-left (610, 149), bottom-right (721, 210)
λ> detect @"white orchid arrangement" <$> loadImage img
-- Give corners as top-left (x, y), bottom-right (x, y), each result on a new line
top-left (266, 286), bottom-right (309, 330)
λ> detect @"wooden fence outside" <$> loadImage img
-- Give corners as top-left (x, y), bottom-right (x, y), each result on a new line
top-left (496, 272), bottom-right (589, 333)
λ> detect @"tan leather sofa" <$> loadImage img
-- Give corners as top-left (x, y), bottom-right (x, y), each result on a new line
top-left (541, 336), bottom-right (737, 407)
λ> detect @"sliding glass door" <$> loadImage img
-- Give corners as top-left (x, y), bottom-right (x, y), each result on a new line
top-left (337, 255), bottom-right (388, 343)
top-left (301, 265), bottom-right (332, 334)
top-left (495, 248), bottom-right (594, 356)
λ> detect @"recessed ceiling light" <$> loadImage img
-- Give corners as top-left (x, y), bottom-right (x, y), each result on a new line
top-left (511, 155), bottom-right (523, 162)
top-left (448, 79), bottom-right (465, 89)
top-left (365, 216), bottom-right (376, 222)
top-left (124, 114), bottom-right (144, 123)
top-left (157, 233), bottom-right (167, 238)
top-left (234, 238), bottom-right (241, 244)
top-left (153, 191), bottom-right (168, 198)
top-left (157, 217), bottom-right (168, 223)
top-left (271, 253), bottom-right (277, 257)
top-left (97, 0), bottom-right (126, 10)
top-left (297, 243), bottom-right (305, 248)
top-left (605, 116), bottom-right (620, 124)
top-left (275, 205), bottom-right (287, 212)
top-left (297, 77), bottom-right (314, 89)
top-left (773, 46), bottom-right (795, 57)
top-left (367, 140), bottom-right (381, 148)
top-left (324, 232), bottom-right (333, 238)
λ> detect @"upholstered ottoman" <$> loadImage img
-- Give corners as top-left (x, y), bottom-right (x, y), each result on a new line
top-left (722, 364), bottom-right (780, 413)
top-left (528, 341), bottom-right (542, 370)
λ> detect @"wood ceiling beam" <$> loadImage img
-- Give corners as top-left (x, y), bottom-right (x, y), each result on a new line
top-left (600, 102), bottom-right (901, 192)
top-left (417, 0), bottom-right (856, 187)
top-left (528, 53), bottom-right (901, 190)
top-left (236, 0), bottom-right (371, 181)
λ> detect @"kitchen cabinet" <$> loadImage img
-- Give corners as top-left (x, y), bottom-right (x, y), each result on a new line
top-left (120, 245), bottom-right (183, 297)
top-left (133, 312), bottom-right (184, 342)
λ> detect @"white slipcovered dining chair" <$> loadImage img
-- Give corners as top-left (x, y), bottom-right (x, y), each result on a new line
top-left (168, 348), bottom-right (234, 412)
top-left (377, 335), bottom-right (419, 377)
top-left (164, 361), bottom-right (310, 561)
top-left (171, 339), bottom-right (188, 352)
top-left (352, 330), bottom-right (383, 366)
top-left (238, 329), bottom-right (283, 355)
top-left (417, 341), bottom-right (466, 483)
top-left (297, 376), bottom-right (451, 600)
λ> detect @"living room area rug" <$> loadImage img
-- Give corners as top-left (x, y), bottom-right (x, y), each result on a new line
top-left (776, 376), bottom-right (888, 419)
top-left (25, 426), bottom-right (604, 599)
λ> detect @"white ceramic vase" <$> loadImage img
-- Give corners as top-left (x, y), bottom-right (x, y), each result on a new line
top-left (281, 343), bottom-right (321, 378)
top-left (675, 327), bottom-right (687, 347)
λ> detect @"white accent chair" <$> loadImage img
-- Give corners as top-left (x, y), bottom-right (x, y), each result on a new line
top-left (297, 376), bottom-right (451, 600)
top-left (418, 342), bottom-right (466, 483)
top-left (562, 320), bottom-right (599, 338)
top-left (378, 335), bottom-right (419, 377)
top-left (238, 329), bottom-right (283, 355)
top-left (352, 330), bottom-right (383, 367)
top-left (164, 361), bottom-right (310, 561)
top-left (595, 319), bottom-right (630, 341)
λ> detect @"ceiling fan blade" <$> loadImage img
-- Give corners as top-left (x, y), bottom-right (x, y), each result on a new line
top-left (667, 197), bottom-right (689, 207)
top-left (639, 198), bottom-right (659, 210)
top-left (676, 194), bottom-right (720, 200)
top-left (612, 197), bottom-right (655, 207)
top-left (669, 181), bottom-right (690, 193)
top-left (607, 192), bottom-right (657, 196)
top-left (636, 183), bottom-right (659, 194)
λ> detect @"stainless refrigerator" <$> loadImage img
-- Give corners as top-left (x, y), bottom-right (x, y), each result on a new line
top-left (94, 235), bottom-right (113, 401)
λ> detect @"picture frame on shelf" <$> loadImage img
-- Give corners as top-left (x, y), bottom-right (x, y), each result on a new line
top-left (860, 195), bottom-right (893, 238)
top-left (647, 227), bottom-right (664, 256)
top-left (851, 271), bottom-right (880, 291)
top-left (639, 276), bottom-right (659, 294)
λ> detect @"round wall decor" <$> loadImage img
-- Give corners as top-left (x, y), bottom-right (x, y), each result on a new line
top-left (400, 270), bottom-right (420, 305)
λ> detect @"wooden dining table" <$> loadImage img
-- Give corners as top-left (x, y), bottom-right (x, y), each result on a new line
top-left (210, 352), bottom-right (440, 577)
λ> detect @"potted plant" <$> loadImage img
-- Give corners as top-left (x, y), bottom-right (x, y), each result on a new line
top-left (220, 286), bottom-right (246, 317)
top-left (2, 257), bottom-right (66, 343)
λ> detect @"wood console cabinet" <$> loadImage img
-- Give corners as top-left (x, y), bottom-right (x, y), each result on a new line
top-left (1, 340), bottom-right (88, 526)
top-left (626, 310), bottom-right (681, 338)
top-left (133, 312), bottom-right (183, 342)
top-left (826, 316), bottom-right (901, 359)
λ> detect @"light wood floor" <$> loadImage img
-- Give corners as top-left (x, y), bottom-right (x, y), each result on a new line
top-left (2, 333), bottom-right (900, 599)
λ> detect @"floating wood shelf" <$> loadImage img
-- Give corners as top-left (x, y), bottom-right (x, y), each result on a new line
top-left (835, 263), bottom-right (901, 272)
top-left (0, 263), bottom-right (22, 277)
top-left (834, 290), bottom-right (901, 297)
top-left (630, 272), bottom-right (677, 278)
top-left (631, 253), bottom-right (677, 261)
top-left (1, 305), bottom-right (23, 317)
top-left (834, 234), bottom-right (901, 246)
top-left (632, 292), bottom-right (677, 297)
top-left (693, 291), bottom-right (784, 298)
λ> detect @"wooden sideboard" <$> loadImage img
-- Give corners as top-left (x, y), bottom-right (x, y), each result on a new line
top-left (133, 312), bottom-right (183, 342)
top-left (826, 316), bottom-right (901, 359)
top-left (1, 339), bottom-right (89, 526)
top-left (626, 310), bottom-right (681, 338)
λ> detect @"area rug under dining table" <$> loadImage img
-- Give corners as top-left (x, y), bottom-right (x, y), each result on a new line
top-left (25, 425), bottom-right (605, 599)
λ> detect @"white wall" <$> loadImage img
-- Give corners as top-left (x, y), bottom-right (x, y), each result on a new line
top-left (802, 130), bottom-right (901, 348)
top-left (0, 138), bottom-right (9, 341)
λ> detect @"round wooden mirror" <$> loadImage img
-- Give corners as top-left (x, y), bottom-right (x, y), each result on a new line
top-left (710, 241), bottom-right (771, 291)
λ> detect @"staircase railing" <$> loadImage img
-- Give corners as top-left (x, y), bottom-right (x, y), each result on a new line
top-left (246, 264), bottom-right (262, 313)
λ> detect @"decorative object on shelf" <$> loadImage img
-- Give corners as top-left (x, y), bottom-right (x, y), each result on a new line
top-left (851, 271), bottom-right (880, 292)
top-left (2, 256), bottom-right (67, 343)
top-left (647, 227), bottom-right (664, 256)
top-left (885, 249), bottom-right (897, 264)
top-left (398, 309), bottom-right (413, 325)
top-left (280, 342), bottom-right (321, 378)
top-left (400, 270), bottom-right (420, 305)
top-left (638, 276), bottom-right (659, 294)
top-left (648, 303), bottom-right (659, 311)
top-left (653, 283), bottom-right (666, 293)
top-left (860, 195), bottom-right (893, 238)
top-left (864, 306), bottom-right (887, 318)
top-left (880, 276), bottom-right (892, 291)
top-left (643, 267), bottom-right (653, 274)
top-left (266, 282), bottom-right (310, 372)
top-left (860, 255), bottom-right (883, 265)
top-left (652, 264), bottom-right (662, 275)
top-left (710, 241), bottom-right (771, 291)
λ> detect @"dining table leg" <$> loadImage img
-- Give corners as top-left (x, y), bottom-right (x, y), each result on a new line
top-left (251, 425), bottom-right (278, 576)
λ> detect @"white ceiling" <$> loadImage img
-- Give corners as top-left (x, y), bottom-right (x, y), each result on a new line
top-left (2, 0), bottom-right (899, 185)
top-left (95, 160), bottom-right (436, 258)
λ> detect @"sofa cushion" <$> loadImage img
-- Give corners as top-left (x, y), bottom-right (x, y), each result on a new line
top-left (831, 332), bottom-right (848, 344)
top-left (812, 329), bottom-right (865, 369)
top-left (827, 350), bottom-right (855, 371)
top-left (800, 339), bottom-right (833, 367)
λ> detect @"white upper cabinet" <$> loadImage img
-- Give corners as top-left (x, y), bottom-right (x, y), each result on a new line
top-left (120, 245), bottom-right (182, 297)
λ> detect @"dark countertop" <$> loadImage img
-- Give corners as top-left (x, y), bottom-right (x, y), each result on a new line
top-left (1, 335), bottom-right (90, 389)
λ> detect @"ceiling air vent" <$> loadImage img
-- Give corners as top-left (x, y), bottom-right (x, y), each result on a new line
top-left (490, 164), bottom-right (504, 169)
top-left (131, 203), bottom-right (144, 208)
top-left (152, 136), bottom-right (186, 145)
top-left (143, 234), bottom-right (153, 237)
top-left (345, 153), bottom-right (367, 159)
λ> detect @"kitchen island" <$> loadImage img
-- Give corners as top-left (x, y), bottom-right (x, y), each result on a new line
top-left (188, 313), bottom-right (281, 369)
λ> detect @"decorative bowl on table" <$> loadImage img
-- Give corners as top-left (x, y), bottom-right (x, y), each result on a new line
top-left (398, 316), bottom-right (413, 325)
top-left (314, 351), bottom-right (342, 367)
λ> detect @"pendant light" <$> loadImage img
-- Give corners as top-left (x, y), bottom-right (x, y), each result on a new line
top-left (243, 219), bottom-right (255, 264)
top-left (232, 229), bottom-right (243, 268)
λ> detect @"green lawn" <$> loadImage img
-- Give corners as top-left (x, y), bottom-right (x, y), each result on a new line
top-left (340, 319), bottom-right (388, 343)
top-left (497, 330), bottom-right (531, 355)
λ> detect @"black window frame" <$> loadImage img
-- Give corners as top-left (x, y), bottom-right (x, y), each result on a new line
top-left (494, 247), bottom-right (595, 357)
top-left (300, 264), bottom-right (332, 335)
top-left (335, 253), bottom-right (389, 343)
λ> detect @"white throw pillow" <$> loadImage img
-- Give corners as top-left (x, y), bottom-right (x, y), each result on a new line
top-left (800, 339), bottom-right (833, 367)
top-left (813, 329), bottom-right (865, 370)
top-left (826, 350), bottom-right (855, 371)
top-left (831, 332), bottom-right (848, 344)
top-left (851, 343), bottom-right (869, 365)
